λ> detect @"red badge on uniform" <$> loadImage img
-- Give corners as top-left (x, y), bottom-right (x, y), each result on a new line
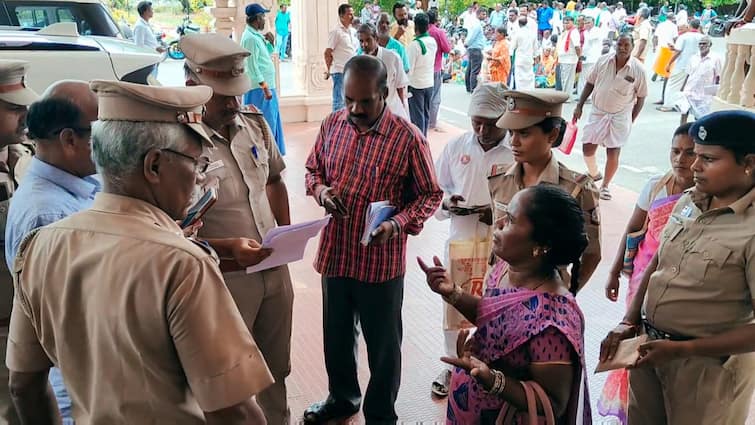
top-left (460, 154), bottom-right (471, 165)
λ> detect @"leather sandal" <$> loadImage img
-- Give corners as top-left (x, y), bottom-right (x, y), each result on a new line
top-left (303, 398), bottom-right (360, 424)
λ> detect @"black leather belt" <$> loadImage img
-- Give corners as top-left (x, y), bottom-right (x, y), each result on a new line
top-left (643, 319), bottom-right (695, 342)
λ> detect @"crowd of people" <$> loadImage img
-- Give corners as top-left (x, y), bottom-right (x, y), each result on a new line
top-left (0, 0), bottom-right (753, 425)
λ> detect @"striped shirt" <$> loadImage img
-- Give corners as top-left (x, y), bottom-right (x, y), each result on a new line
top-left (305, 107), bottom-right (442, 283)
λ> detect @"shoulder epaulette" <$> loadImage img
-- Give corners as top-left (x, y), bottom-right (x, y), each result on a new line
top-left (488, 163), bottom-right (510, 179)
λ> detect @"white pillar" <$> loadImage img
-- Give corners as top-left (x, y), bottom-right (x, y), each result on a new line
top-left (279, 0), bottom-right (343, 122)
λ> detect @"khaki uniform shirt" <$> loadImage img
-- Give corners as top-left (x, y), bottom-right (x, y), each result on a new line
top-left (0, 143), bottom-right (34, 324)
top-left (198, 111), bottom-right (289, 314)
top-left (487, 155), bottom-right (602, 260)
top-left (645, 187), bottom-right (755, 338)
top-left (6, 193), bottom-right (273, 423)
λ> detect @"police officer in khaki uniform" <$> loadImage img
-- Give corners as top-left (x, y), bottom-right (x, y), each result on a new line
top-left (180, 33), bottom-right (294, 425)
top-left (6, 80), bottom-right (273, 424)
top-left (487, 89), bottom-right (601, 292)
top-left (601, 110), bottom-right (755, 425)
top-left (0, 59), bottom-right (37, 425)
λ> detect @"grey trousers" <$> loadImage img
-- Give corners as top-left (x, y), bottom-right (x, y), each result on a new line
top-left (429, 71), bottom-right (443, 129)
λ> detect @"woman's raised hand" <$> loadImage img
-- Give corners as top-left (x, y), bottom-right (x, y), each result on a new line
top-left (417, 256), bottom-right (455, 297)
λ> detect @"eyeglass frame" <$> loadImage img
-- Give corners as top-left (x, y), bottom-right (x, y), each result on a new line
top-left (161, 148), bottom-right (211, 174)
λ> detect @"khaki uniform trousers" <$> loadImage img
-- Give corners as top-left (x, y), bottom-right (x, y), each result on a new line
top-left (224, 266), bottom-right (294, 425)
top-left (628, 352), bottom-right (755, 425)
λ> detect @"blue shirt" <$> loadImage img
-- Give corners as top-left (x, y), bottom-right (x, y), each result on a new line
top-left (489, 10), bottom-right (506, 28)
top-left (465, 21), bottom-right (486, 50)
top-left (275, 10), bottom-right (290, 36)
top-left (537, 7), bottom-right (554, 30)
top-left (5, 156), bottom-right (100, 424)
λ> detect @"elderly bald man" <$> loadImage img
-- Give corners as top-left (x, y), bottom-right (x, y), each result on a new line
top-left (7, 81), bottom-right (272, 424)
top-left (4, 80), bottom-right (99, 424)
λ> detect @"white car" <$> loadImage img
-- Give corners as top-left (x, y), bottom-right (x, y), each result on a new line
top-left (0, 0), bottom-right (160, 93)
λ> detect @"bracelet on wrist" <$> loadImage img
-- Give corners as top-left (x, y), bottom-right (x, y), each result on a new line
top-left (443, 284), bottom-right (463, 306)
top-left (484, 369), bottom-right (507, 395)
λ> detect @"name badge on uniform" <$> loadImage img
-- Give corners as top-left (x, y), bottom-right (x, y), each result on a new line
top-left (681, 205), bottom-right (693, 218)
top-left (624, 75), bottom-right (635, 83)
top-left (205, 160), bottom-right (225, 173)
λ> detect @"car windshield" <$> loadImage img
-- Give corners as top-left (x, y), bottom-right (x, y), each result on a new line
top-left (3, 1), bottom-right (121, 37)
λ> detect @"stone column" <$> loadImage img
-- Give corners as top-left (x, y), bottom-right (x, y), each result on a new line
top-left (279, 0), bottom-right (343, 122)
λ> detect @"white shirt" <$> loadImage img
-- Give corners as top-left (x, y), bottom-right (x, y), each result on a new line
top-left (435, 132), bottom-right (513, 242)
top-left (599, 9), bottom-right (614, 31)
top-left (588, 54), bottom-right (648, 113)
top-left (583, 27), bottom-right (603, 63)
top-left (375, 47), bottom-right (409, 117)
top-left (551, 9), bottom-right (563, 33)
top-left (683, 53), bottom-right (722, 100)
top-left (673, 31), bottom-right (703, 74)
top-left (461, 11), bottom-right (479, 30)
top-left (556, 27), bottom-right (581, 64)
top-left (133, 17), bottom-right (158, 50)
top-left (506, 19), bottom-right (519, 40)
top-left (613, 7), bottom-right (627, 23)
top-left (676, 9), bottom-right (688, 26)
top-left (407, 34), bottom-right (438, 89)
top-left (512, 27), bottom-right (538, 64)
top-left (636, 174), bottom-right (669, 210)
top-left (327, 22), bottom-right (357, 73)
top-left (655, 20), bottom-right (678, 49)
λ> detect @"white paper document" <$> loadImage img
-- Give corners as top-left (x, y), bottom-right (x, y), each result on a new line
top-left (246, 215), bottom-right (331, 273)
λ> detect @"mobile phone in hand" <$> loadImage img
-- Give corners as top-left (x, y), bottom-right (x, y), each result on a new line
top-left (181, 187), bottom-right (218, 229)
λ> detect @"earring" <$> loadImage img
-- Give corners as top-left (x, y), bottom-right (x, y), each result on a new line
top-left (533, 248), bottom-right (541, 257)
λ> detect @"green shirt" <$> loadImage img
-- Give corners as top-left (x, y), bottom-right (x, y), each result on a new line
top-left (240, 26), bottom-right (276, 89)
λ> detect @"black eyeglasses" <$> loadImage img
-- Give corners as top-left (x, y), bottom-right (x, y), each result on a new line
top-left (161, 148), bottom-right (211, 174)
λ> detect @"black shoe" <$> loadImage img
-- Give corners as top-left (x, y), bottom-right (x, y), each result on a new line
top-left (303, 398), bottom-right (360, 424)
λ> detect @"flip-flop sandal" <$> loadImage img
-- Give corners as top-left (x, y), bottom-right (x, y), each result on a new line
top-left (656, 106), bottom-right (676, 112)
top-left (431, 370), bottom-right (451, 397)
top-left (590, 172), bottom-right (603, 182)
top-left (599, 187), bottom-right (612, 200)
top-left (303, 399), bottom-right (359, 424)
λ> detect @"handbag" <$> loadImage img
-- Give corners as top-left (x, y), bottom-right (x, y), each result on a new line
top-left (621, 172), bottom-right (674, 277)
top-left (496, 380), bottom-right (556, 425)
top-left (558, 120), bottom-right (578, 154)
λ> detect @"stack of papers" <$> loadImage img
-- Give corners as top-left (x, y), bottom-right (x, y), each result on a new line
top-left (360, 201), bottom-right (396, 246)
top-left (246, 215), bottom-right (331, 273)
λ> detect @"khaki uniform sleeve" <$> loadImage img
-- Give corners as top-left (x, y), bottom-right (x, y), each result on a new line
top-left (579, 180), bottom-right (602, 257)
top-left (7, 294), bottom-right (51, 372)
top-left (167, 256), bottom-right (273, 412)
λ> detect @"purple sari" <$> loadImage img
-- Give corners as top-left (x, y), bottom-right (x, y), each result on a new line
top-left (447, 261), bottom-right (592, 424)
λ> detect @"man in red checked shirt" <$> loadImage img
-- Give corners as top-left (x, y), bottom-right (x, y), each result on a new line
top-left (303, 55), bottom-right (442, 424)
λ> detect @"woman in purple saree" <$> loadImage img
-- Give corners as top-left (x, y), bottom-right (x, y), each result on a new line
top-left (418, 185), bottom-right (592, 424)
top-left (597, 124), bottom-right (696, 424)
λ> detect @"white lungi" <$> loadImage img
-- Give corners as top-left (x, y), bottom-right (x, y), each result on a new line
top-left (581, 105), bottom-right (633, 148)
top-left (514, 59), bottom-right (535, 90)
top-left (662, 70), bottom-right (688, 108)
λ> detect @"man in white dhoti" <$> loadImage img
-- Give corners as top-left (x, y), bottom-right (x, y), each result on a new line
top-left (678, 36), bottom-right (721, 125)
top-left (573, 34), bottom-right (647, 200)
top-left (511, 16), bottom-right (538, 89)
top-left (431, 82), bottom-right (513, 398)
top-left (357, 23), bottom-right (410, 120)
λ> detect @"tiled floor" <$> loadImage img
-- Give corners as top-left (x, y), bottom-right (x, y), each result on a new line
top-left (278, 122), bottom-right (755, 424)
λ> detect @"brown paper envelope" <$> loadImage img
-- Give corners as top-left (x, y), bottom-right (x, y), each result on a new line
top-left (594, 335), bottom-right (648, 373)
